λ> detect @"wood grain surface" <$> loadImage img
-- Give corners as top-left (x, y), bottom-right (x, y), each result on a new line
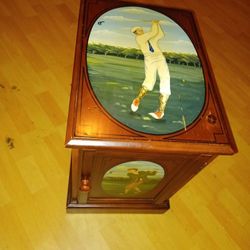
top-left (0, 0), bottom-right (249, 249)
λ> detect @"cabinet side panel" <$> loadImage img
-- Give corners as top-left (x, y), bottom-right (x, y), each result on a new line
top-left (156, 155), bottom-right (216, 203)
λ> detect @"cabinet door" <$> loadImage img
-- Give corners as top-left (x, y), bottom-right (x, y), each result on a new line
top-left (78, 151), bottom-right (210, 207)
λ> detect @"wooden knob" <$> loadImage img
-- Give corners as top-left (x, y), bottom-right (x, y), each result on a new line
top-left (207, 113), bottom-right (217, 124)
top-left (80, 178), bottom-right (90, 192)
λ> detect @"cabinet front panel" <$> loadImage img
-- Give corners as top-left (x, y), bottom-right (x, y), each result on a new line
top-left (80, 151), bottom-right (202, 204)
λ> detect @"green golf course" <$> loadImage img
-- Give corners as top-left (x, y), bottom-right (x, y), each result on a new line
top-left (87, 53), bottom-right (205, 134)
top-left (101, 177), bottom-right (163, 197)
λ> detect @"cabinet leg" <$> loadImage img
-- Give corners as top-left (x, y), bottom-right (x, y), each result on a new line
top-left (71, 149), bottom-right (80, 203)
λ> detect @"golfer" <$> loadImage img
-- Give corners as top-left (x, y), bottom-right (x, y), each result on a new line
top-left (131, 20), bottom-right (171, 119)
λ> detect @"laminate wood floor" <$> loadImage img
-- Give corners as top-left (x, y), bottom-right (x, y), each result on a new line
top-left (0, 0), bottom-right (249, 249)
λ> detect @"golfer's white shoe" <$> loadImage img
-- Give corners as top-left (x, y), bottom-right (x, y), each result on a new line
top-left (131, 98), bottom-right (140, 112)
top-left (149, 111), bottom-right (164, 119)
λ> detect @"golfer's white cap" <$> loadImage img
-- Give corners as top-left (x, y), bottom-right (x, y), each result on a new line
top-left (131, 26), bottom-right (142, 33)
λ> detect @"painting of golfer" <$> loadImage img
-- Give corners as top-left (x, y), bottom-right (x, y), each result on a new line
top-left (101, 161), bottom-right (165, 197)
top-left (131, 20), bottom-right (171, 120)
top-left (124, 168), bottom-right (158, 195)
top-left (87, 6), bottom-right (205, 135)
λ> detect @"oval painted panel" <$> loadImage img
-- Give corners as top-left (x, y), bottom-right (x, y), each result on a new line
top-left (101, 161), bottom-right (165, 197)
top-left (87, 6), bottom-right (205, 134)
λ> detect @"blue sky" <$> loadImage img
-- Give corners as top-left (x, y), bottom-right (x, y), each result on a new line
top-left (88, 7), bottom-right (197, 54)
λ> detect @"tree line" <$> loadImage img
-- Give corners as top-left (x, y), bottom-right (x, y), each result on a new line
top-left (87, 43), bottom-right (201, 67)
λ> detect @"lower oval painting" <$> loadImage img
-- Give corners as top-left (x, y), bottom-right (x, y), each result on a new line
top-left (101, 161), bottom-right (165, 197)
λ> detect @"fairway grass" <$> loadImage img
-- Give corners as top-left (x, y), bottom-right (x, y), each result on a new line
top-left (102, 178), bottom-right (162, 197)
top-left (87, 54), bottom-right (205, 134)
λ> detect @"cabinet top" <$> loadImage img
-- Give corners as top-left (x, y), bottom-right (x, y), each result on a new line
top-left (65, 0), bottom-right (237, 155)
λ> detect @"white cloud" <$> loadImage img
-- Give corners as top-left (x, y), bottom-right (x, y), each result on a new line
top-left (167, 39), bottom-right (193, 45)
top-left (89, 29), bottom-right (134, 47)
top-left (91, 29), bottom-right (118, 36)
top-left (160, 20), bottom-right (178, 27)
top-left (103, 15), bottom-right (136, 22)
top-left (120, 7), bottom-right (151, 15)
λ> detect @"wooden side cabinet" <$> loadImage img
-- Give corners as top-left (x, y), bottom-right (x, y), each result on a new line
top-left (65, 0), bottom-right (237, 213)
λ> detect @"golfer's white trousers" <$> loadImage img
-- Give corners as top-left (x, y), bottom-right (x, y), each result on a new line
top-left (142, 54), bottom-right (171, 95)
